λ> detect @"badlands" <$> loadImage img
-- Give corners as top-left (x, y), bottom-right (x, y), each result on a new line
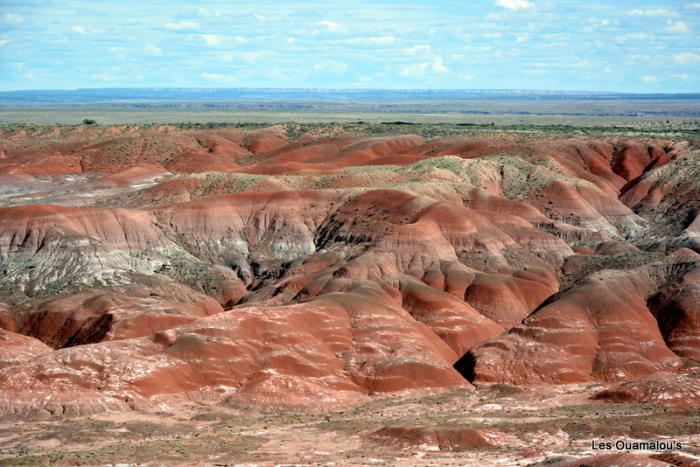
top-left (0, 122), bottom-right (698, 465)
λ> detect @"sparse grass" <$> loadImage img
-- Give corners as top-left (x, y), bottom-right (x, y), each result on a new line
top-left (1, 119), bottom-right (699, 141)
top-left (1, 386), bottom-right (698, 466)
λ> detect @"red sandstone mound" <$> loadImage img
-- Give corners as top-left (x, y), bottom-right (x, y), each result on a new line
top-left (243, 128), bottom-right (289, 154)
top-left (0, 125), bottom-right (697, 419)
top-left (370, 425), bottom-right (521, 451)
top-left (0, 287), bottom-right (470, 417)
top-left (461, 251), bottom-right (696, 384)
top-left (0, 328), bottom-right (52, 369)
top-left (15, 281), bottom-right (222, 348)
top-left (549, 453), bottom-right (672, 467)
top-left (92, 164), bottom-right (170, 188)
top-left (240, 135), bottom-right (425, 174)
top-left (593, 372), bottom-right (700, 411)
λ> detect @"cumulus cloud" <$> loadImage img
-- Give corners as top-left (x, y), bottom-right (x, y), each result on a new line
top-left (431, 56), bottom-right (449, 74)
top-left (400, 56), bottom-right (448, 76)
top-left (165, 20), bottom-right (200, 30)
top-left (615, 33), bottom-right (654, 42)
top-left (72, 25), bottom-right (86, 34)
top-left (221, 51), bottom-right (275, 63)
top-left (628, 8), bottom-right (678, 17)
top-left (109, 46), bottom-right (128, 61)
top-left (402, 44), bottom-right (431, 55)
top-left (641, 75), bottom-right (659, 83)
top-left (400, 62), bottom-right (429, 76)
top-left (199, 34), bottom-right (224, 46)
top-left (145, 44), bottom-right (163, 56)
top-left (495, 0), bottom-right (533, 11)
top-left (2, 12), bottom-right (23, 24)
top-left (0, 38), bottom-right (9, 47)
top-left (674, 52), bottom-right (700, 64)
top-left (666, 20), bottom-right (689, 32)
top-left (314, 60), bottom-right (348, 72)
top-left (195, 34), bottom-right (248, 47)
top-left (572, 59), bottom-right (592, 69)
top-left (515, 33), bottom-right (529, 43)
top-left (346, 35), bottom-right (396, 45)
top-left (317, 20), bottom-right (345, 32)
top-left (201, 72), bottom-right (235, 82)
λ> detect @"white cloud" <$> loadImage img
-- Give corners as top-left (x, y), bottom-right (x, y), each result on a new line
top-left (90, 72), bottom-right (118, 82)
top-left (165, 20), bottom-right (200, 30)
top-left (72, 25), bottom-right (86, 34)
top-left (666, 20), bottom-right (689, 33)
top-left (201, 72), bottom-right (234, 82)
top-left (109, 46), bottom-right (128, 61)
top-left (317, 20), bottom-right (345, 32)
top-left (459, 73), bottom-right (475, 80)
top-left (401, 62), bottom-right (430, 76)
top-left (641, 75), bottom-right (659, 83)
top-left (402, 44), bottom-right (431, 55)
top-left (199, 34), bottom-right (223, 46)
top-left (314, 60), bottom-right (348, 72)
top-left (674, 52), bottom-right (700, 64)
top-left (571, 59), bottom-right (592, 69)
top-left (461, 45), bottom-right (493, 53)
top-left (196, 7), bottom-right (224, 18)
top-left (145, 44), bottom-right (163, 56)
top-left (196, 34), bottom-right (248, 46)
top-left (431, 56), bottom-right (449, 74)
top-left (401, 56), bottom-right (448, 76)
top-left (672, 73), bottom-right (690, 80)
top-left (0, 39), bottom-right (9, 47)
top-left (628, 8), bottom-right (678, 17)
top-left (2, 12), bottom-right (23, 24)
top-left (615, 33), bottom-right (654, 42)
top-left (687, 2), bottom-right (700, 9)
top-left (221, 51), bottom-right (275, 63)
top-left (515, 33), bottom-right (529, 43)
top-left (495, 0), bottom-right (533, 11)
top-left (346, 35), bottom-right (396, 45)
top-left (238, 51), bottom-right (273, 62)
top-left (285, 37), bottom-right (296, 43)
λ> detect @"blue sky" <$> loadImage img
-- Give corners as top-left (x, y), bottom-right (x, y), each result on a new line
top-left (0, 0), bottom-right (698, 92)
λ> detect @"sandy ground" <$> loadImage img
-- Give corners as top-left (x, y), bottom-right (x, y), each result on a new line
top-left (1, 383), bottom-right (698, 466)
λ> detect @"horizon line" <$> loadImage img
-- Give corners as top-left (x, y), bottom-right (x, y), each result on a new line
top-left (1, 87), bottom-right (700, 96)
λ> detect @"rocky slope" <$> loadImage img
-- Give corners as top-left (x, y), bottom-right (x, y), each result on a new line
top-left (0, 124), bottom-right (697, 418)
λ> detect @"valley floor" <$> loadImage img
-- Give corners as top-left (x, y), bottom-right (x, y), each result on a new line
top-left (3, 383), bottom-right (699, 466)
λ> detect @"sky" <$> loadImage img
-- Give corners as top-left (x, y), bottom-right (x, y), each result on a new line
top-left (0, 0), bottom-right (699, 92)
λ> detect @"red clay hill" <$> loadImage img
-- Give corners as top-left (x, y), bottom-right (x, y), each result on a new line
top-left (0, 124), bottom-right (698, 418)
